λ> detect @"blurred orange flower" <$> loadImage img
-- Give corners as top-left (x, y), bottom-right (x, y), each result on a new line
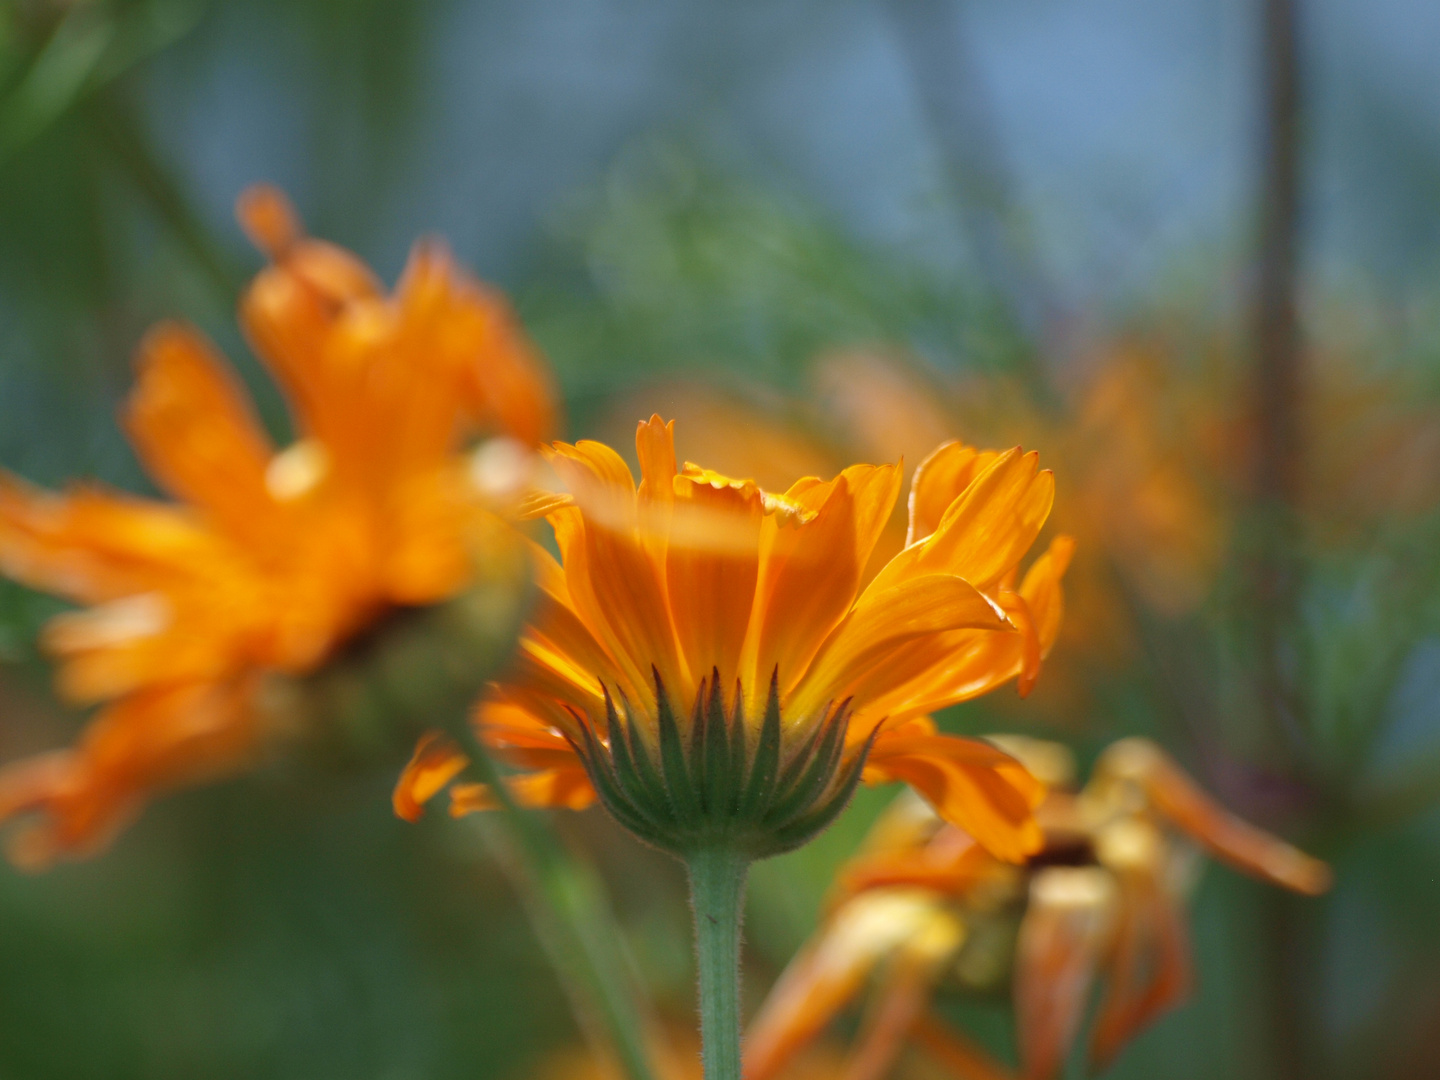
top-left (397, 419), bottom-right (1071, 863)
top-left (743, 737), bottom-right (1330, 1080)
top-left (805, 345), bottom-right (1234, 716)
top-left (0, 185), bottom-right (557, 866)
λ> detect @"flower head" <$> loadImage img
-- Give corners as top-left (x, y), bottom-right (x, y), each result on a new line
top-left (743, 737), bottom-right (1332, 1080)
top-left (0, 185), bottom-right (556, 865)
top-left (397, 418), bottom-right (1071, 861)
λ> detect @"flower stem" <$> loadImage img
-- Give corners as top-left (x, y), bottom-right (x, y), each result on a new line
top-left (464, 735), bottom-right (661, 1080)
top-left (686, 847), bottom-right (750, 1080)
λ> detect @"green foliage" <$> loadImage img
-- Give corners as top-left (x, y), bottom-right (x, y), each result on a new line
top-left (521, 139), bottom-right (1032, 417)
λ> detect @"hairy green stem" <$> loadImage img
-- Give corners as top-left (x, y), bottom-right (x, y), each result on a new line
top-left (686, 848), bottom-right (750, 1080)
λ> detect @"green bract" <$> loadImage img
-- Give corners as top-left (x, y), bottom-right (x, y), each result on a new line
top-left (570, 668), bottom-right (876, 859)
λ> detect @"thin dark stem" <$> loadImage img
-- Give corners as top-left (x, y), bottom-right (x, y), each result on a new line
top-left (1251, 0), bottom-right (1307, 760)
top-left (1252, 3), bottom-right (1310, 1079)
top-left (89, 96), bottom-right (245, 304)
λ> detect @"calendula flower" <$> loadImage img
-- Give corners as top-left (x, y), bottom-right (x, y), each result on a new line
top-left (398, 417), bottom-right (1068, 1080)
top-left (0, 185), bottom-right (556, 866)
top-left (398, 420), bottom-right (1070, 862)
top-left (743, 737), bottom-right (1332, 1080)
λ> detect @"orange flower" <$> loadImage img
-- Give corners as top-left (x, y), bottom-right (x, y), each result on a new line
top-left (743, 737), bottom-right (1331, 1080)
top-left (0, 185), bottom-right (556, 866)
top-left (397, 419), bottom-right (1071, 862)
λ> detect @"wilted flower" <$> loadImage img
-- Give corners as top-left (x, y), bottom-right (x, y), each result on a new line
top-left (744, 736), bottom-right (1331, 1080)
top-left (397, 420), bottom-right (1070, 861)
top-left (0, 185), bottom-right (555, 865)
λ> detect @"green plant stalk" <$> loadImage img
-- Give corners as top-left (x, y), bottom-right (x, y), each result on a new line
top-left (686, 847), bottom-right (750, 1080)
top-left (459, 726), bottom-right (661, 1080)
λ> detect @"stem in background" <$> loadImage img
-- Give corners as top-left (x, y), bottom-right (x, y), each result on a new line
top-left (91, 97), bottom-right (245, 304)
top-left (1252, 3), bottom-right (1309, 1080)
top-left (686, 848), bottom-right (750, 1080)
top-left (460, 730), bottom-right (661, 1080)
top-left (1251, 0), bottom-right (1306, 758)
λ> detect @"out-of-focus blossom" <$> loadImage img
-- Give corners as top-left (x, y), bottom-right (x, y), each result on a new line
top-left (1300, 346), bottom-right (1440, 544)
top-left (743, 736), bottom-right (1331, 1080)
top-left (397, 418), bottom-right (1072, 863)
top-left (808, 345), bottom-right (1231, 707)
top-left (0, 185), bottom-right (556, 866)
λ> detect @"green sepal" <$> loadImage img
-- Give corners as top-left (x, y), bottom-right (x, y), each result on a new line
top-left (736, 670), bottom-right (782, 822)
top-left (654, 668), bottom-right (700, 826)
top-left (725, 681), bottom-right (746, 815)
top-left (569, 668), bottom-right (878, 861)
top-left (618, 687), bottom-right (669, 815)
top-left (765, 700), bottom-right (851, 827)
top-left (766, 725), bottom-right (879, 853)
top-left (571, 718), bottom-right (665, 843)
top-left (605, 689), bottom-right (666, 833)
top-left (702, 672), bottom-right (731, 816)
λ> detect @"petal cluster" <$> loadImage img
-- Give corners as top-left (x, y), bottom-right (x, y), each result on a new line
top-left (0, 186), bottom-right (555, 865)
top-left (399, 417), bottom-right (1071, 861)
top-left (742, 737), bottom-right (1332, 1080)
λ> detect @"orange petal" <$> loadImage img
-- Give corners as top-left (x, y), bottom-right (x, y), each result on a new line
top-left (1002, 589), bottom-right (1042, 698)
top-left (872, 449), bottom-right (1052, 596)
top-left (393, 732), bottom-right (469, 822)
top-left (0, 474), bottom-right (225, 604)
top-left (280, 238), bottom-right (383, 308)
top-left (522, 591), bottom-right (613, 701)
top-left (1088, 869), bottom-right (1192, 1070)
top-left (548, 439), bottom-right (638, 496)
top-left (386, 242), bottom-right (557, 451)
top-left (636, 415), bottom-right (678, 504)
top-left (851, 535), bottom-right (1074, 726)
top-left (667, 473), bottom-right (764, 689)
top-left (907, 441), bottom-right (1003, 546)
top-left (448, 765), bottom-right (597, 814)
top-left (515, 489), bottom-right (575, 521)
top-left (437, 267), bottom-right (559, 446)
top-left (910, 1012), bottom-right (1018, 1080)
top-left (832, 833), bottom-right (993, 909)
top-left (754, 464), bottom-right (901, 697)
top-left (864, 733), bottom-right (1044, 863)
top-left (1090, 739), bottom-right (1332, 895)
top-left (544, 505), bottom-right (649, 706)
top-left (577, 514), bottom-right (683, 703)
top-left (479, 699), bottom-right (589, 770)
top-left (124, 323), bottom-right (279, 545)
top-left (745, 891), bottom-right (955, 1080)
top-left (1019, 535), bottom-right (1073, 654)
top-left (236, 183), bottom-right (301, 260)
top-left (546, 443), bottom-right (686, 697)
top-left (239, 265), bottom-right (349, 447)
top-left (42, 593), bottom-right (242, 703)
top-left (791, 574), bottom-right (1010, 721)
top-left (1014, 868), bottom-right (1118, 1080)
top-left (842, 949), bottom-right (941, 1080)
top-left (0, 679), bottom-right (258, 868)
